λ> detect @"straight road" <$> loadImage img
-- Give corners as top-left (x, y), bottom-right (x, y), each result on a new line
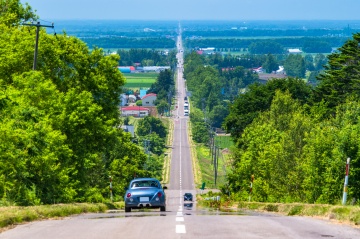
top-left (1, 24), bottom-right (360, 239)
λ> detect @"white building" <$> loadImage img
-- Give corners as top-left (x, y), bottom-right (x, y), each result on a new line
top-left (121, 106), bottom-right (150, 117)
top-left (143, 66), bottom-right (170, 72)
top-left (199, 47), bottom-right (215, 54)
top-left (288, 49), bottom-right (302, 54)
top-left (142, 93), bottom-right (157, 107)
top-left (120, 94), bottom-right (127, 106)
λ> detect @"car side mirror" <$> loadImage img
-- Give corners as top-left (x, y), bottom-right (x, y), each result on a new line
top-left (124, 186), bottom-right (128, 190)
top-left (163, 186), bottom-right (168, 190)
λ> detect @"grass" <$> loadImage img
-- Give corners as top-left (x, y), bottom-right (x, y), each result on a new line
top-left (162, 118), bottom-right (173, 185)
top-left (188, 121), bottom-right (202, 187)
top-left (199, 195), bottom-right (360, 227)
top-left (123, 73), bottom-right (159, 78)
top-left (214, 135), bottom-right (233, 149)
top-left (0, 202), bottom-right (124, 230)
top-left (123, 73), bottom-right (157, 89)
top-left (195, 143), bottom-right (228, 189)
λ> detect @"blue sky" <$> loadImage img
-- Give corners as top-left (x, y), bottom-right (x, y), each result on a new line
top-left (22, 0), bottom-right (360, 21)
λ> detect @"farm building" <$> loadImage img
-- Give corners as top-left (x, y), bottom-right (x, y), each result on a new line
top-left (142, 93), bottom-right (157, 106)
top-left (118, 66), bottom-right (135, 73)
top-left (143, 66), bottom-right (170, 72)
top-left (121, 106), bottom-right (150, 117)
top-left (288, 49), bottom-right (302, 54)
top-left (199, 47), bottom-right (215, 54)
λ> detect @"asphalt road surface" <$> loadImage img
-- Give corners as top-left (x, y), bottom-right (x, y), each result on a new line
top-left (1, 24), bottom-right (360, 239)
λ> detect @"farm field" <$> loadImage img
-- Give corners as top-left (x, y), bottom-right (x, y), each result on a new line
top-left (123, 72), bottom-right (158, 89)
top-left (215, 135), bottom-right (234, 149)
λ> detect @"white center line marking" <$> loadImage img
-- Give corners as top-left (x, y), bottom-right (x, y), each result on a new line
top-left (176, 225), bottom-right (186, 234)
top-left (176, 217), bottom-right (184, 222)
top-left (177, 212), bottom-right (183, 217)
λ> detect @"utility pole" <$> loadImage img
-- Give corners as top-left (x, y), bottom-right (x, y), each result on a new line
top-left (214, 146), bottom-right (219, 186)
top-left (109, 176), bottom-right (113, 202)
top-left (22, 22), bottom-right (54, 70)
top-left (342, 157), bottom-right (351, 205)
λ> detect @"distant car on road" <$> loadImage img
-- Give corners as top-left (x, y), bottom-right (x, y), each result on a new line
top-left (184, 96), bottom-right (188, 101)
top-left (124, 178), bottom-right (166, 212)
top-left (184, 192), bottom-right (193, 201)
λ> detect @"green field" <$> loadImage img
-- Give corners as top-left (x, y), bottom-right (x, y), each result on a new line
top-left (123, 73), bottom-right (158, 89)
top-left (215, 135), bottom-right (234, 149)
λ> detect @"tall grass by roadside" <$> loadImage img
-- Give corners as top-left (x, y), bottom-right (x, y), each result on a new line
top-left (194, 144), bottom-right (228, 189)
top-left (162, 117), bottom-right (173, 185)
top-left (198, 193), bottom-right (360, 226)
top-left (214, 135), bottom-right (233, 149)
top-left (0, 202), bottom-right (124, 229)
top-left (188, 120), bottom-right (202, 187)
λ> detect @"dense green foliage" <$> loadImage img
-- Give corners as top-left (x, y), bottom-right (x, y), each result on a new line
top-left (262, 54), bottom-right (280, 73)
top-left (302, 40), bottom-right (332, 53)
top-left (227, 92), bottom-right (360, 204)
top-left (0, 1), bottom-right (149, 205)
top-left (184, 30), bottom-right (360, 204)
top-left (284, 54), bottom-right (306, 78)
top-left (117, 49), bottom-right (177, 67)
top-left (184, 37), bottom-right (347, 52)
top-left (224, 33), bottom-right (360, 204)
top-left (224, 78), bottom-right (312, 139)
top-left (147, 69), bottom-right (175, 114)
top-left (83, 37), bottom-right (175, 49)
top-left (184, 51), bottom-right (258, 142)
top-left (248, 41), bottom-right (285, 54)
top-left (313, 33), bottom-right (360, 110)
top-left (182, 28), bottom-right (353, 38)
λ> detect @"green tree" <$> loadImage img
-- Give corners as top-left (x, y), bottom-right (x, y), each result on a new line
top-left (148, 69), bottom-right (174, 102)
top-left (224, 78), bottom-right (312, 140)
top-left (141, 132), bottom-right (165, 156)
top-left (136, 100), bottom-right (142, 106)
top-left (313, 33), bottom-right (360, 110)
top-left (248, 40), bottom-right (284, 54)
top-left (0, 2), bottom-right (148, 205)
top-left (209, 104), bottom-right (229, 128)
top-left (314, 53), bottom-right (328, 71)
top-left (137, 116), bottom-right (167, 138)
top-left (0, 0), bottom-right (37, 26)
top-left (303, 40), bottom-right (332, 53)
top-left (304, 54), bottom-right (315, 71)
top-left (156, 100), bottom-right (169, 115)
top-left (262, 54), bottom-right (279, 73)
top-left (284, 54), bottom-right (306, 78)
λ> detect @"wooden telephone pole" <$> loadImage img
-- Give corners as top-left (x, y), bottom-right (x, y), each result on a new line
top-left (22, 22), bottom-right (54, 70)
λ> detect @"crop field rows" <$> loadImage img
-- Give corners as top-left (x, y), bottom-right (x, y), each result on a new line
top-left (123, 73), bottom-right (157, 89)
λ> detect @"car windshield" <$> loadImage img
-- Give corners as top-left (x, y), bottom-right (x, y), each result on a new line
top-left (131, 180), bottom-right (159, 188)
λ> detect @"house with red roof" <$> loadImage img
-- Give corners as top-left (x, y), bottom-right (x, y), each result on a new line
top-left (142, 93), bottom-right (157, 107)
top-left (121, 106), bottom-right (150, 117)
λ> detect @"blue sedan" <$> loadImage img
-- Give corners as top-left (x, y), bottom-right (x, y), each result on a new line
top-left (124, 178), bottom-right (166, 212)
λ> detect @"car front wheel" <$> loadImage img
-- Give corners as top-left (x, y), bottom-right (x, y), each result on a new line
top-left (125, 207), bottom-right (131, 212)
top-left (160, 206), bottom-right (166, 212)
